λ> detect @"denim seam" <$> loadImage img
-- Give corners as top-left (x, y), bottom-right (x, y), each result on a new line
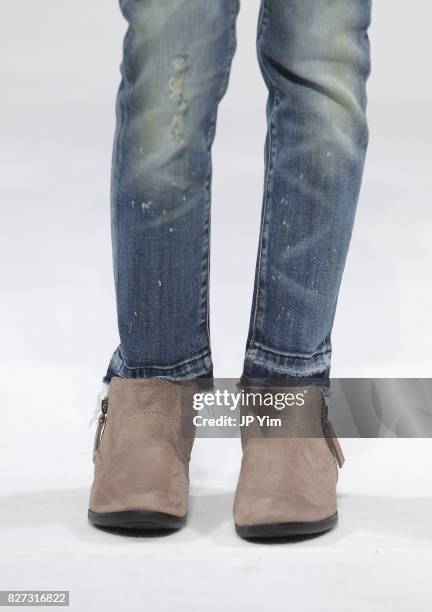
top-left (248, 83), bottom-right (280, 353)
top-left (258, 0), bottom-right (270, 37)
top-left (110, 29), bottom-right (131, 289)
top-left (199, 0), bottom-right (239, 349)
top-left (248, 5), bottom-right (278, 352)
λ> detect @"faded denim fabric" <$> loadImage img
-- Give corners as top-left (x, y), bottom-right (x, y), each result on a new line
top-left (106, 0), bottom-right (371, 382)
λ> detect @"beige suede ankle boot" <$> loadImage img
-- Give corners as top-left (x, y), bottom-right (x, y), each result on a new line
top-left (88, 377), bottom-right (194, 531)
top-left (233, 385), bottom-right (344, 538)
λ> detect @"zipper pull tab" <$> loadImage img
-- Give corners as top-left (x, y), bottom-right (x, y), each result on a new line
top-left (101, 396), bottom-right (108, 418)
top-left (89, 383), bottom-right (109, 426)
top-left (93, 397), bottom-right (109, 460)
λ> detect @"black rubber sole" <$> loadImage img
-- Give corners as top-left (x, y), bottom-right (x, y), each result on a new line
top-left (235, 512), bottom-right (338, 539)
top-left (88, 509), bottom-right (186, 531)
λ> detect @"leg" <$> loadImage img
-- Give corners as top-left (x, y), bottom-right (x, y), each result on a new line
top-left (234, 0), bottom-right (371, 540)
top-left (243, 0), bottom-right (372, 380)
top-left (106, 0), bottom-right (239, 381)
top-left (90, 0), bottom-right (239, 532)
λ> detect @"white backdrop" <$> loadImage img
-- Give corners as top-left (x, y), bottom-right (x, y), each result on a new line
top-left (1, 2), bottom-right (432, 610)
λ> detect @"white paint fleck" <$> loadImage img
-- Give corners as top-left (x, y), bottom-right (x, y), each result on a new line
top-left (158, 280), bottom-right (162, 287)
top-left (169, 227), bottom-right (174, 233)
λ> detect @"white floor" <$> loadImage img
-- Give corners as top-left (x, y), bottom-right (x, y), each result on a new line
top-left (2, 1), bottom-right (432, 610)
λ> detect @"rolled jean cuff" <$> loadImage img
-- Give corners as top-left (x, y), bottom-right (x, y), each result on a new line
top-left (104, 347), bottom-right (213, 382)
top-left (242, 345), bottom-right (331, 381)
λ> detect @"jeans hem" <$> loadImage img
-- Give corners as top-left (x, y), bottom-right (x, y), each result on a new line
top-left (104, 347), bottom-right (213, 382)
top-left (243, 345), bottom-right (331, 379)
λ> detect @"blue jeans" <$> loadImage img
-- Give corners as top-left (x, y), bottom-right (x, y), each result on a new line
top-left (106, 0), bottom-right (371, 382)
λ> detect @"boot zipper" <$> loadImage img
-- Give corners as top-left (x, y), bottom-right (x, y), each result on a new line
top-left (321, 399), bottom-right (345, 468)
top-left (323, 416), bottom-right (345, 468)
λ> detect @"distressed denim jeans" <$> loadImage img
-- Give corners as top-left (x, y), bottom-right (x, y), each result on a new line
top-left (106, 0), bottom-right (371, 382)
